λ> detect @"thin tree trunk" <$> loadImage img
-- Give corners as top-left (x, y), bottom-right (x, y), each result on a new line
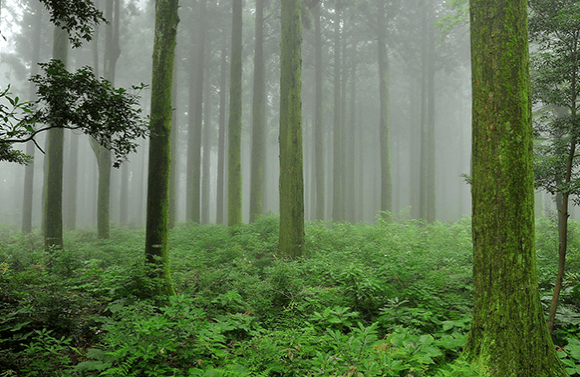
top-left (377, 0), bottom-right (392, 217)
top-left (201, 74), bottom-right (212, 225)
top-left (313, 3), bottom-right (324, 221)
top-left (216, 35), bottom-right (228, 224)
top-left (169, 59), bottom-right (179, 229)
top-left (22, 1), bottom-right (43, 234)
top-left (228, 0), bottom-right (243, 227)
top-left (332, 0), bottom-right (342, 221)
top-left (249, 0), bottom-right (265, 222)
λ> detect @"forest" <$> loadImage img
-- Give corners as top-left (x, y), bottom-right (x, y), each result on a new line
top-left (0, 0), bottom-right (580, 376)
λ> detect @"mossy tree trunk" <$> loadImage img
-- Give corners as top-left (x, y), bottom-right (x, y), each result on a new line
top-left (228, 0), bottom-right (243, 227)
top-left (278, 0), bottom-right (304, 258)
top-left (44, 26), bottom-right (68, 252)
top-left (145, 0), bottom-right (179, 297)
top-left (464, 0), bottom-right (567, 374)
top-left (249, 0), bottom-right (265, 223)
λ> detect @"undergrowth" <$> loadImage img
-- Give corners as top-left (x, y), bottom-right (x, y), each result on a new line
top-left (0, 215), bottom-right (577, 376)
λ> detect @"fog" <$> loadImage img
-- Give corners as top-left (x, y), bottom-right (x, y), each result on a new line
top-left (0, 0), bottom-right (563, 230)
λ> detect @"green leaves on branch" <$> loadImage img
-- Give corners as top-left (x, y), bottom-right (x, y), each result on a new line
top-left (38, 0), bottom-right (107, 48)
top-left (0, 59), bottom-right (149, 167)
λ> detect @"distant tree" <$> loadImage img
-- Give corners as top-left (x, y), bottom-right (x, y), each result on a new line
top-left (228, 0), bottom-right (243, 227)
top-left (331, 0), bottom-right (343, 221)
top-left (529, 0), bottom-right (580, 334)
top-left (144, 0), bottom-right (179, 296)
top-left (249, 0), bottom-right (266, 223)
top-left (311, 0), bottom-right (324, 220)
top-left (464, 0), bottom-right (567, 374)
top-left (278, 0), bottom-right (305, 258)
top-left (186, 0), bottom-right (207, 224)
top-left (21, 0), bottom-right (44, 234)
top-left (89, 0), bottom-right (122, 239)
top-left (216, 33), bottom-right (228, 225)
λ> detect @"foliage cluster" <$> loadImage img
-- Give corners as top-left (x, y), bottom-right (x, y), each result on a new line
top-left (0, 215), bottom-right (578, 376)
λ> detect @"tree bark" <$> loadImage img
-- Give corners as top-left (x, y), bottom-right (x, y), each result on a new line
top-left (227, 0), bottom-right (243, 227)
top-left (464, 0), bottom-right (567, 374)
top-left (278, 0), bottom-right (304, 258)
top-left (44, 26), bottom-right (68, 251)
top-left (145, 0), bottom-right (179, 296)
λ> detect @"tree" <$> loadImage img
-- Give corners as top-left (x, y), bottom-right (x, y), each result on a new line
top-left (186, 0), bottom-right (207, 224)
top-left (228, 0), bottom-right (243, 227)
top-left (216, 33), bottom-right (228, 225)
top-left (312, 0), bottom-right (324, 220)
top-left (44, 25), bottom-right (68, 251)
top-left (249, 0), bottom-right (266, 223)
top-left (278, 0), bottom-right (305, 258)
top-left (21, 0), bottom-right (44, 234)
top-left (529, 0), bottom-right (580, 334)
top-left (464, 0), bottom-right (567, 374)
top-left (144, 0), bottom-right (179, 296)
top-left (89, 0), bottom-right (122, 239)
top-left (331, 0), bottom-right (343, 221)
top-left (376, 0), bottom-right (392, 216)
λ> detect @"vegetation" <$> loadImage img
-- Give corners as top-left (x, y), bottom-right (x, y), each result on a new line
top-left (1, 215), bottom-right (580, 376)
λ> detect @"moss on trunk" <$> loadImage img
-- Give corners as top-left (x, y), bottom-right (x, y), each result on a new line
top-left (145, 0), bottom-right (179, 297)
top-left (465, 0), bottom-right (567, 374)
top-left (278, 0), bottom-right (304, 258)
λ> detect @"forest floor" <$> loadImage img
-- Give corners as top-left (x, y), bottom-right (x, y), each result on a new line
top-left (1, 215), bottom-right (579, 376)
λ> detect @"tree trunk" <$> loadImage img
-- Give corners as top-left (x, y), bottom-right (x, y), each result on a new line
top-left (22, 1), bottom-right (43, 234)
top-left (464, 0), bottom-right (567, 374)
top-left (216, 34), bottom-right (228, 224)
top-left (278, 0), bottom-right (304, 258)
top-left (145, 0), bottom-right (179, 297)
top-left (44, 26), bottom-right (68, 252)
top-left (249, 0), bottom-right (265, 223)
top-left (228, 0), bottom-right (243, 227)
top-left (331, 0), bottom-right (342, 221)
top-left (201, 73), bottom-right (212, 225)
top-left (377, 0), bottom-right (392, 217)
top-left (186, 0), bottom-right (207, 224)
top-left (313, 3), bottom-right (324, 221)
top-left (169, 59), bottom-right (179, 229)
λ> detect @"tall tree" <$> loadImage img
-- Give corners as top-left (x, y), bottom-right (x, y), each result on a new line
top-left (376, 0), bottom-right (392, 216)
top-left (22, 0), bottom-right (43, 234)
top-left (216, 33), bottom-right (228, 224)
top-left (44, 26), bottom-right (68, 251)
top-left (529, 0), bottom-right (580, 334)
top-left (144, 0), bottom-right (179, 296)
top-left (89, 0), bottom-right (121, 239)
top-left (249, 0), bottom-right (266, 223)
top-left (312, 1), bottom-right (324, 220)
top-left (464, 0), bottom-right (567, 374)
top-left (331, 0), bottom-right (342, 221)
top-left (168, 58), bottom-right (179, 229)
top-left (186, 0), bottom-right (207, 224)
top-left (278, 0), bottom-right (305, 257)
top-left (227, 0), bottom-right (243, 227)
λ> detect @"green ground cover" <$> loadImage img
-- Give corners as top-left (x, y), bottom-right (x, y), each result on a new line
top-left (0, 215), bottom-right (579, 376)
